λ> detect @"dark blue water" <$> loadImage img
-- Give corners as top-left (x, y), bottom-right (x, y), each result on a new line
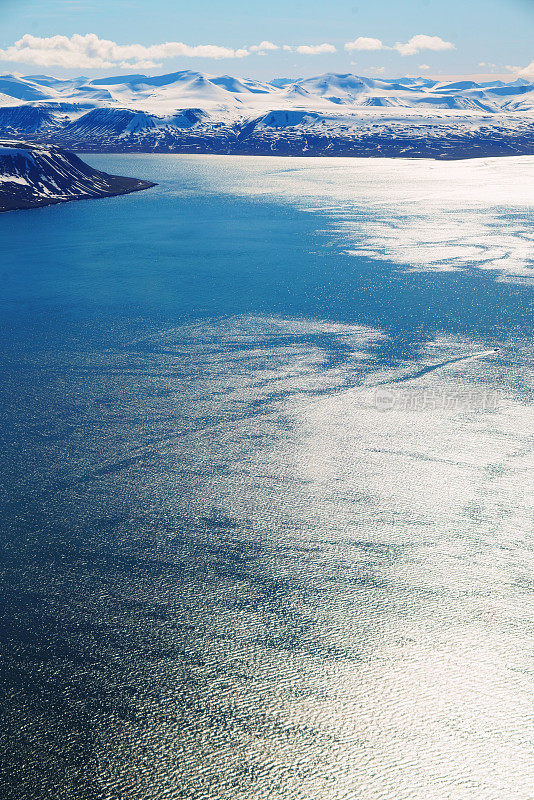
top-left (0, 155), bottom-right (532, 800)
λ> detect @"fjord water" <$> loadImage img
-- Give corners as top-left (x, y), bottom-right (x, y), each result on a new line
top-left (0, 155), bottom-right (533, 800)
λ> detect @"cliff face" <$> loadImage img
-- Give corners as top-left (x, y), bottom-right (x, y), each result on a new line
top-left (0, 140), bottom-right (155, 212)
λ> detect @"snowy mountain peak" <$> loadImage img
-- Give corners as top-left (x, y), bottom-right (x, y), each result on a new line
top-left (0, 70), bottom-right (532, 160)
top-left (0, 70), bottom-right (532, 116)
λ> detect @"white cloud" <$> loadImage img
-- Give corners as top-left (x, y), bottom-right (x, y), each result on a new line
top-left (345, 37), bottom-right (384, 52)
top-left (517, 60), bottom-right (534, 80)
top-left (394, 35), bottom-right (455, 57)
top-left (249, 41), bottom-right (279, 54)
top-left (344, 34), bottom-right (454, 58)
top-left (419, 63), bottom-right (430, 70)
top-left (0, 31), bottom-right (462, 71)
top-left (295, 43), bottom-right (336, 55)
top-left (0, 33), bottom-right (250, 70)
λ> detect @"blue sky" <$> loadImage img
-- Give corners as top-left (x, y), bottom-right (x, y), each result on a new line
top-left (0, 0), bottom-right (532, 80)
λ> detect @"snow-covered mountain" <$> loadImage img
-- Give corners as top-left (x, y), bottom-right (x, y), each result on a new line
top-left (0, 70), bottom-right (533, 159)
top-left (0, 140), bottom-right (154, 211)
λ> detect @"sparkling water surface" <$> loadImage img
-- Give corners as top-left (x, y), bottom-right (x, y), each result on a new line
top-left (0, 155), bottom-right (533, 800)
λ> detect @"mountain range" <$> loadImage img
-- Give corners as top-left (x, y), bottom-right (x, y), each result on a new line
top-left (0, 70), bottom-right (533, 159)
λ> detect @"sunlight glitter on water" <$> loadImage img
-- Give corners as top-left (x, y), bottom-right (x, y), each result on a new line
top-left (93, 316), bottom-right (532, 800)
top-left (158, 154), bottom-right (534, 284)
top-left (1, 152), bottom-right (533, 800)
top-left (189, 323), bottom-right (534, 799)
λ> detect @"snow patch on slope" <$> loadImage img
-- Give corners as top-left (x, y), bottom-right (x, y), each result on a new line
top-left (0, 139), bottom-right (153, 211)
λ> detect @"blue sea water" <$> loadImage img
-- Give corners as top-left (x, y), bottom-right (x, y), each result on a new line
top-left (0, 155), bottom-right (533, 799)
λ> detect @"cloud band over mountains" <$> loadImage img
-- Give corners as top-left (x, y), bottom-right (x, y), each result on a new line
top-left (1, 31), bottom-right (528, 77)
top-left (0, 32), bottom-right (459, 70)
top-left (0, 34), bottom-right (248, 69)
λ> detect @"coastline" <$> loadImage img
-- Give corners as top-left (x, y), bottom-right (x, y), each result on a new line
top-left (22, 132), bottom-right (534, 161)
top-left (0, 177), bottom-right (156, 213)
top-left (0, 141), bottom-right (156, 213)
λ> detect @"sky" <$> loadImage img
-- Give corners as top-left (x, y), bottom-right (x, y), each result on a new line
top-left (0, 0), bottom-right (533, 81)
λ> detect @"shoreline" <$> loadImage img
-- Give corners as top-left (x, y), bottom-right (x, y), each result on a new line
top-left (73, 148), bottom-right (534, 162)
top-left (31, 137), bottom-right (534, 162)
top-left (0, 141), bottom-right (156, 213)
top-left (0, 177), bottom-right (156, 213)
